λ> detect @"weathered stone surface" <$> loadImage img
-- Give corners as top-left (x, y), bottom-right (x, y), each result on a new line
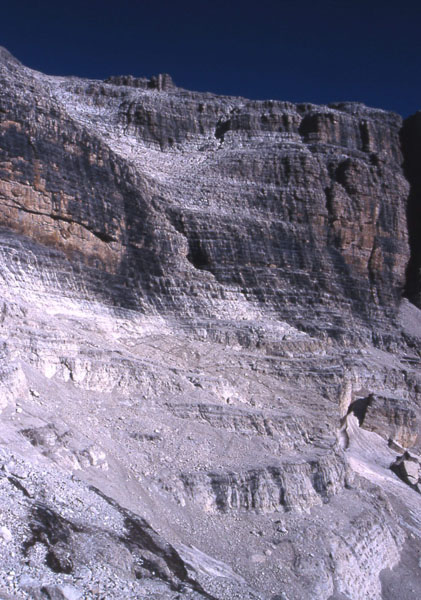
top-left (180, 453), bottom-right (347, 514)
top-left (391, 451), bottom-right (421, 489)
top-left (0, 46), bottom-right (420, 600)
top-left (40, 584), bottom-right (83, 600)
top-left (349, 394), bottom-right (418, 448)
top-left (0, 46), bottom-right (412, 341)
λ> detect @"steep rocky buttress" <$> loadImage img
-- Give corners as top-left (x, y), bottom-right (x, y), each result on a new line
top-left (0, 46), bottom-right (420, 599)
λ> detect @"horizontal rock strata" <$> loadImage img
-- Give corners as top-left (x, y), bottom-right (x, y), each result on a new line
top-left (0, 46), bottom-right (420, 599)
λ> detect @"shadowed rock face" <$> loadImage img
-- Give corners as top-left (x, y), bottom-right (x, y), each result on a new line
top-left (0, 47), bottom-right (421, 600)
top-left (401, 111), bottom-right (421, 307)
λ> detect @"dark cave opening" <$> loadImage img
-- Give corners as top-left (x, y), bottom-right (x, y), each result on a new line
top-left (347, 396), bottom-right (372, 425)
top-left (214, 118), bottom-right (230, 142)
top-left (187, 240), bottom-right (211, 270)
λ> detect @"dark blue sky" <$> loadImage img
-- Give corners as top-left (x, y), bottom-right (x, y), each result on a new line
top-left (2, 0), bottom-right (420, 116)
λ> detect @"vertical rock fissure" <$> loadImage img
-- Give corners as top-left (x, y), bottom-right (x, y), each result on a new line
top-left (400, 111), bottom-right (421, 307)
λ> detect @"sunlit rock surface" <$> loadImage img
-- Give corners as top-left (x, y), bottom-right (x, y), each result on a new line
top-left (0, 46), bottom-right (420, 599)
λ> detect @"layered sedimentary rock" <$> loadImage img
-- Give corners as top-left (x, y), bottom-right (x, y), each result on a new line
top-left (349, 393), bottom-right (418, 448)
top-left (0, 46), bottom-right (411, 334)
top-left (0, 46), bottom-right (420, 599)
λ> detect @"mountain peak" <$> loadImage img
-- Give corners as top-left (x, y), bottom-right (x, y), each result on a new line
top-left (0, 46), bottom-right (22, 67)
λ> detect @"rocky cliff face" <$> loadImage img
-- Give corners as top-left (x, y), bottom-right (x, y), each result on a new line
top-left (0, 46), bottom-right (411, 333)
top-left (0, 46), bottom-right (420, 600)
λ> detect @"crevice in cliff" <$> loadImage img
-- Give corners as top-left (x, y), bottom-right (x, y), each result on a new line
top-left (359, 120), bottom-right (371, 152)
top-left (167, 211), bottom-right (212, 272)
top-left (214, 118), bottom-right (230, 144)
top-left (347, 396), bottom-right (372, 426)
top-left (400, 112), bottom-right (421, 308)
top-left (187, 240), bottom-right (211, 271)
top-left (324, 186), bottom-right (335, 225)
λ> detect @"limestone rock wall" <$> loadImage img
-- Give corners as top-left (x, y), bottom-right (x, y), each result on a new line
top-left (0, 47), bottom-right (421, 600)
top-left (0, 47), bottom-right (413, 341)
